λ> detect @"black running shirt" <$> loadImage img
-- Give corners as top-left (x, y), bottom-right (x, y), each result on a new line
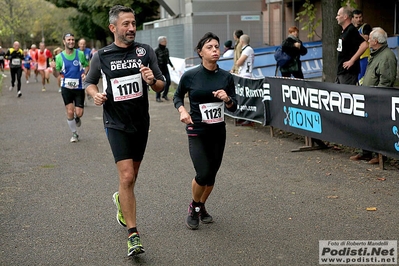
top-left (337, 24), bottom-right (365, 76)
top-left (173, 64), bottom-right (237, 135)
top-left (85, 42), bottom-right (163, 133)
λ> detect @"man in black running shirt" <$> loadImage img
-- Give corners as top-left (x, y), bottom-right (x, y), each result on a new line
top-left (335, 7), bottom-right (368, 85)
top-left (84, 5), bottom-right (164, 257)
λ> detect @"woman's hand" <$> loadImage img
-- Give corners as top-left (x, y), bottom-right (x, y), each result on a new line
top-left (212, 89), bottom-right (230, 102)
top-left (178, 106), bottom-right (193, 125)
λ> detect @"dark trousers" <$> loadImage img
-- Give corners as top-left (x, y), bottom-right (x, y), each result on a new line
top-left (156, 68), bottom-right (171, 99)
top-left (10, 67), bottom-right (22, 91)
top-left (282, 71), bottom-right (304, 79)
top-left (335, 73), bottom-right (358, 85)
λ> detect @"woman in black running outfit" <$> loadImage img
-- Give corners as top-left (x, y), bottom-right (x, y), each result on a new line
top-left (173, 32), bottom-right (237, 230)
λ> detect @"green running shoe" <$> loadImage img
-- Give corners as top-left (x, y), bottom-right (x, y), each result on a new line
top-left (112, 192), bottom-right (126, 227)
top-left (127, 233), bottom-right (145, 256)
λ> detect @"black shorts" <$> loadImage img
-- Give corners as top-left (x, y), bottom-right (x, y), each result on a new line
top-left (61, 88), bottom-right (85, 108)
top-left (106, 127), bottom-right (149, 163)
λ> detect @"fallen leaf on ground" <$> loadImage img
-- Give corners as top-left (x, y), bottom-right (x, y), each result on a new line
top-left (377, 177), bottom-right (386, 181)
top-left (366, 207), bottom-right (377, 211)
top-left (327, 195), bottom-right (339, 199)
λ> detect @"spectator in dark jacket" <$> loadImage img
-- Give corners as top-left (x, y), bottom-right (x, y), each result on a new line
top-left (155, 36), bottom-right (175, 102)
top-left (280, 26), bottom-right (308, 79)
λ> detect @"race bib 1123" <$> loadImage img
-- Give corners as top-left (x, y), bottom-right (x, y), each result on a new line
top-left (199, 102), bottom-right (224, 124)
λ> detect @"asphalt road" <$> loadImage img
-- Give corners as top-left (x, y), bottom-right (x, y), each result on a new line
top-left (1, 73), bottom-right (398, 266)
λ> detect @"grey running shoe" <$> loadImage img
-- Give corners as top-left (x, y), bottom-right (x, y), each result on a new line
top-left (200, 204), bottom-right (213, 224)
top-left (17, 91), bottom-right (22, 98)
top-left (9, 86), bottom-right (14, 91)
top-left (186, 203), bottom-right (200, 230)
top-left (70, 132), bottom-right (79, 143)
top-left (127, 233), bottom-right (145, 256)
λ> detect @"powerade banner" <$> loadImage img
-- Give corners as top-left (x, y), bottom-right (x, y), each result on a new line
top-left (225, 76), bottom-right (399, 159)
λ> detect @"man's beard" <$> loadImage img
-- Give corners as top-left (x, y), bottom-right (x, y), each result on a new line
top-left (66, 44), bottom-right (75, 51)
top-left (118, 33), bottom-right (135, 45)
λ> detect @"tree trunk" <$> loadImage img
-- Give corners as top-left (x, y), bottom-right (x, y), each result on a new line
top-left (321, 0), bottom-right (341, 83)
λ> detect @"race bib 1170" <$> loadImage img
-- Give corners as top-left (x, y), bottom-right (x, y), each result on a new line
top-left (111, 73), bottom-right (143, 102)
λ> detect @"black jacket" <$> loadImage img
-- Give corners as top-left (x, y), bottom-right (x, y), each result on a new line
top-left (155, 45), bottom-right (174, 71)
top-left (280, 36), bottom-right (307, 73)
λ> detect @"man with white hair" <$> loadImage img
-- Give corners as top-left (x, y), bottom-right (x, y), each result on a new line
top-left (350, 27), bottom-right (397, 163)
top-left (154, 36), bottom-right (174, 102)
top-left (363, 27), bottom-right (397, 87)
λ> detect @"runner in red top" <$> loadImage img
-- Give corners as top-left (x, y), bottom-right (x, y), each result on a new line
top-left (35, 42), bottom-right (52, 91)
top-left (29, 44), bottom-right (39, 82)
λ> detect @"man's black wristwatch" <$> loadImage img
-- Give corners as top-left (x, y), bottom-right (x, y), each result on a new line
top-left (149, 78), bottom-right (157, 86)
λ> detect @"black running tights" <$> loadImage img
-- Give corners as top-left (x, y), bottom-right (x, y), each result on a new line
top-left (188, 130), bottom-right (226, 186)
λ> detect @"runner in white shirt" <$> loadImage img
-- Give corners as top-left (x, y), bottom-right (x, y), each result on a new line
top-left (236, 34), bottom-right (254, 78)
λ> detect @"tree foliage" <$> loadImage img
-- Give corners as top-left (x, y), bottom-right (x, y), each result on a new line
top-left (0, 0), bottom-right (78, 48)
top-left (45, 0), bottom-right (160, 46)
top-left (0, 0), bottom-right (160, 48)
top-left (296, 0), bottom-right (321, 39)
top-left (296, 0), bottom-right (358, 82)
top-left (296, 0), bottom-right (357, 40)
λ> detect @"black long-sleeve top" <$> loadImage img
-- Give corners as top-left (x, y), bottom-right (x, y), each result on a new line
top-left (173, 64), bottom-right (237, 135)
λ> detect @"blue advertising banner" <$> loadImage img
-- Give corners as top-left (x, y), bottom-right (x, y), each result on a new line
top-left (225, 76), bottom-right (399, 159)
